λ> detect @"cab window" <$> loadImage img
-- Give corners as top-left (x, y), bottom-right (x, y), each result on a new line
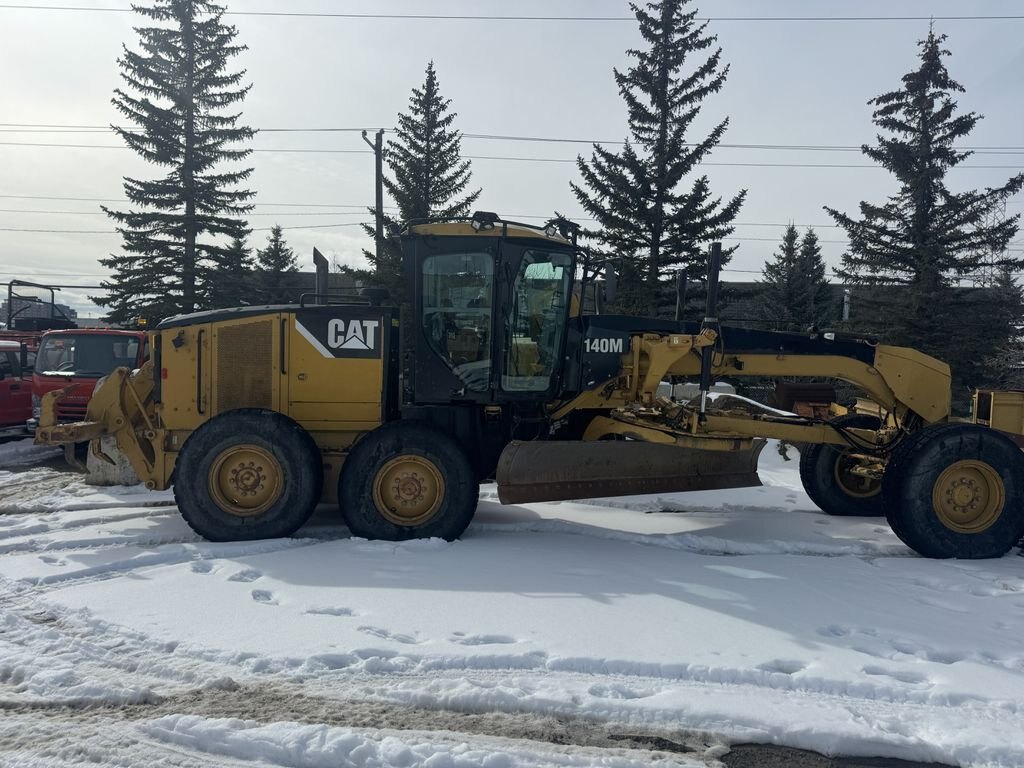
top-left (502, 249), bottom-right (573, 393)
top-left (421, 251), bottom-right (494, 392)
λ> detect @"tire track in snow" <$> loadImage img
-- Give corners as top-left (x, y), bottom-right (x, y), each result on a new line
top-left (0, 522), bottom-right (190, 558)
top-left (0, 682), bottom-right (709, 763)
top-left (0, 584), bottom-right (1015, 767)
top-left (10, 536), bottom-right (339, 592)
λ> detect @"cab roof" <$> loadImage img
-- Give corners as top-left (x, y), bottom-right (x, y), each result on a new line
top-left (405, 221), bottom-right (572, 245)
top-left (41, 328), bottom-right (145, 337)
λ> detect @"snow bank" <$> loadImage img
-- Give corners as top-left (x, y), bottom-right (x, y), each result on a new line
top-left (141, 715), bottom-right (699, 768)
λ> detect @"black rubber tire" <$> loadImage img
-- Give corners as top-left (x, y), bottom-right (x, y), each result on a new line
top-left (338, 422), bottom-right (478, 542)
top-left (173, 409), bottom-right (321, 542)
top-left (799, 414), bottom-right (883, 517)
top-left (882, 422), bottom-right (1024, 559)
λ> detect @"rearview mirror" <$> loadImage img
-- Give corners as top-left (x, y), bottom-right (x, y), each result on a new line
top-left (603, 264), bottom-right (618, 306)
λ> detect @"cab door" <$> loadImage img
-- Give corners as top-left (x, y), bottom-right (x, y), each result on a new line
top-left (0, 350), bottom-right (30, 427)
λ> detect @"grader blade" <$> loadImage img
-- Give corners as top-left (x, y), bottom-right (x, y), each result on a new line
top-left (495, 440), bottom-right (765, 505)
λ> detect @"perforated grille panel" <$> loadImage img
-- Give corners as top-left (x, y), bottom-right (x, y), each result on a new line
top-left (216, 320), bottom-right (273, 411)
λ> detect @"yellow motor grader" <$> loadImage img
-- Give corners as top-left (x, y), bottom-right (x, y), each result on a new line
top-left (37, 213), bottom-right (1024, 559)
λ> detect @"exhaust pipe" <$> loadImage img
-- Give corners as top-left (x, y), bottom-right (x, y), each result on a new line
top-left (496, 440), bottom-right (764, 505)
top-left (313, 247), bottom-right (329, 300)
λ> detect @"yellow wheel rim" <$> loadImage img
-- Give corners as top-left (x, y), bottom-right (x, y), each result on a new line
top-left (833, 452), bottom-right (882, 499)
top-left (372, 455), bottom-right (445, 526)
top-left (932, 460), bottom-right (1005, 534)
top-left (208, 444), bottom-right (283, 518)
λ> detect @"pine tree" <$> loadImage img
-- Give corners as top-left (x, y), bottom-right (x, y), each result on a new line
top-left (572, 0), bottom-right (745, 316)
top-left (362, 61), bottom-right (481, 299)
top-left (207, 236), bottom-right (253, 308)
top-left (95, 0), bottom-right (255, 325)
top-left (977, 268), bottom-right (1024, 389)
top-left (255, 225), bottom-right (300, 304)
top-left (824, 29), bottom-right (1024, 391)
top-left (795, 229), bottom-right (836, 328)
top-left (760, 225), bottom-right (800, 331)
top-left (761, 226), bottom-right (836, 332)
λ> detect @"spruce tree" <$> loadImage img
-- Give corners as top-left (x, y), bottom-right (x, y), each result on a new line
top-left (795, 229), bottom-right (835, 328)
top-left (572, 0), bottom-right (745, 315)
top-left (96, 0), bottom-right (255, 325)
top-left (761, 226), bottom-right (836, 332)
top-left (760, 225), bottom-right (800, 331)
top-left (825, 29), bottom-right (1024, 392)
top-left (978, 268), bottom-right (1024, 389)
top-left (255, 225), bottom-right (300, 304)
top-left (362, 61), bottom-right (481, 299)
top-left (207, 236), bottom-right (253, 308)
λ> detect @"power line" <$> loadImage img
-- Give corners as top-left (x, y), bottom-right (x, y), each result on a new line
top-left (2, 203), bottom-right (1021, 238)
top-left (3, 193), bottom-right (1022, 215)
top-left (5, 207), bottom-right (1019, 236)
top-left (0, 208), bottom-right (382, 217)
top-left (4, 125), bottom-right (1024, 155)
top-left (0, 283), bottom-right (107, 290)
top-left (0, 194), bottom-right (379, 208)
top-left (0, 222), bottom-right (369, 233)
top-left (1, 5), bottom-right (1022, 22)
top-left (2, 141), bottom-right (1021, 169)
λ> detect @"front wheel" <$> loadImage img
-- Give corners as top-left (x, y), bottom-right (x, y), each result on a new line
top-left (883, 423), bottom-right (1024, 559)
top-left (799, 414), bottom-right (884, 516)
top-left (338, 422), bottom-right (478, 541)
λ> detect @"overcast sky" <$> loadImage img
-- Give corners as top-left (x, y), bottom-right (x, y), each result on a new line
top-left (2, 0), bottom-right (1022, 317)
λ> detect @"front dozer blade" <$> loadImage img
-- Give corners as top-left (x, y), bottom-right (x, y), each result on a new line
top-left (495, 439), bottom-right (765, 505)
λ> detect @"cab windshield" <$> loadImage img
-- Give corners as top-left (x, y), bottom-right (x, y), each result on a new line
top-left (502, 249), bottom-right (573, 393)
top-left (37, 334), bottom-right (140, 377)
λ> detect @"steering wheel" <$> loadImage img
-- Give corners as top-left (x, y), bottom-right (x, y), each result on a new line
top-left (57, 361), bottom-right (76, 372)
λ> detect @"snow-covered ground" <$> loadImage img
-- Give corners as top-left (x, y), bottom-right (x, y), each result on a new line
top-left (0, 438), bottom-right (1022, 767)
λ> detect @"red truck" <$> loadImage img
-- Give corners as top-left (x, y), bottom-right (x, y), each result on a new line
top-left (0, 340), bottom-right (33, 438)
top-left (27, 329), bottom-right (149, 432)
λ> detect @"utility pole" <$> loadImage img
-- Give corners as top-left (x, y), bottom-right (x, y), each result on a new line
top-left (362, 129), bottom-right (386, 274)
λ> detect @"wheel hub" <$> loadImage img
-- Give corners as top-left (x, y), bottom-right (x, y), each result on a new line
top-left (209, 445), bottom-right (283, 517)
top-left (932, 460), bottom-right (1004, 534)
top-left (834, 453), bottom-right (882, 499)
top-left (232, 461), bottom-right (266, 496)
top-left (373, 456), bottom-right (445, 526)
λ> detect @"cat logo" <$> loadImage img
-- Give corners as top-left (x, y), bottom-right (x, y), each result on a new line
top-left (294, 312), bottom-right (383, 360)
top-left (328, 318), bottom-right (379, 351)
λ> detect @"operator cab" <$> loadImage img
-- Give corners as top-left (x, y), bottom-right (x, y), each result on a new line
top-left (402, 213), bottom-right (578, 406)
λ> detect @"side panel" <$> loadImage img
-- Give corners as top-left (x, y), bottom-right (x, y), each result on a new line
top-left (212, 317), bottom-right (280, 414)
top-left (155, 323), bottom-right (210, 431)
top-left (286, 308), bottom-right (388, 430)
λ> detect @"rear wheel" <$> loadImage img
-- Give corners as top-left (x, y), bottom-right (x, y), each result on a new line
top-left (799, 414), bottom-right (883, 516)
top-left (173, 409), bottom-right (321, 541)
top-left (339, 422), bottom-right (477, 541)
top-left (883, 423), bottom-right (1024, 559)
